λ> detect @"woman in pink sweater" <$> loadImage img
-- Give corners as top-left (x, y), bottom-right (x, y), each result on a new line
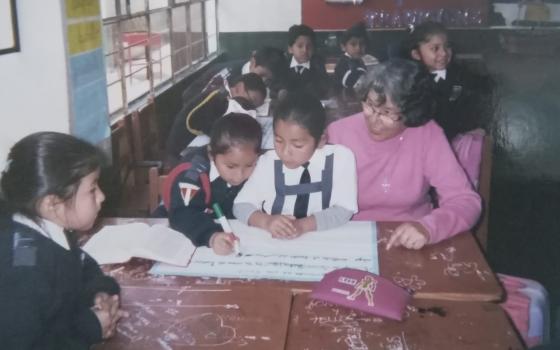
top-left (327, 59), bottom-right (481, 250)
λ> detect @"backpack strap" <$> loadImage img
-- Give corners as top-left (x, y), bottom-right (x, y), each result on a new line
top-left (162, 156), bottom-right (212, 211)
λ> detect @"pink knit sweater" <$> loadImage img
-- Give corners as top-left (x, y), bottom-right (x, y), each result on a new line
top-left (327, 114), bottom-right (481, 244)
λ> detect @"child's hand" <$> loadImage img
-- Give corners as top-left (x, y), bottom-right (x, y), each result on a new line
top-left (265, 215), bottom-right (297, 239)
top-left (209, 232), bottom-right (236, 255)
top-left (92, 293), bottom-right (128, 339)
top-left (386, 222), bottom-right (430, 250)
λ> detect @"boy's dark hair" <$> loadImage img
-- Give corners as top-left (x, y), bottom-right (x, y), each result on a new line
top-left (273, 91), bottom-right (326, 144)
top-left (341, 21), bottom-right (368, 45)
top-left (1, 132), bottom-right (104, 220)
top-left (407, 21), bottom-right (449, 51)
top-left (209, 113), bottom-right (263, 157)
top-left (237, 72), bottom-right (267, 100)
top-left (358, 59), bottom-right (434, 127)
top-left (252, 47), bottom-right (287, 79)
top-left (288, 24), bottom-right (315, 46)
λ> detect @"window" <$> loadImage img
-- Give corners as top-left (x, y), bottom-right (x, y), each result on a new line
top-left (101, 0), bottom-right (218, 119)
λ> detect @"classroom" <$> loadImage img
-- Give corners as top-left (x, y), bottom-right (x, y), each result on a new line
top-left (1, 0), bottom-right (560, 349)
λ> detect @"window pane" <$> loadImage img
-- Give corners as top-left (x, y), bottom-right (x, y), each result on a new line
top-left (190, 2), bottom-right (204, 62)
top-left (101, 0), bottom-right (116, 18)
top-left (149, 11), bottom-right (171, 86)
top-left (102, 23), bottom-right (119, 55)
top-left (171, 6), bottom-right (189, 72)
top-left (205, 0), bottom-right (217, 53)
top-left (149, 0), bottom-right (168, 10)
top-left (130, 0), bottom-right (146, 14)
top-left (107, 80), bottom-right (124, 114)
top-left (121, 17), bottom-right (150, 103)
top-left (174, 0), bottom-right (189, 3)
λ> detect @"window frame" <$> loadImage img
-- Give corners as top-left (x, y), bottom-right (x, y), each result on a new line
top-left (102, 0), bottom-right (219, 121)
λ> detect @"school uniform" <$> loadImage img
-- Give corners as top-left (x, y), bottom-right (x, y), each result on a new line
top-left (0, 214), bottom-right (120, 350)
top-left (168, 146), bottom-right (245, 247)
top-left (285, 55), bottom-right (331, 99)
top-left (233, 144), bottom-right (358, 230)
top-left (333, 53), bottom-right (366, 92)
top-left (165, 89), bottom-right (256, 166)
top-left (430, 62), bottom-right (493, 140)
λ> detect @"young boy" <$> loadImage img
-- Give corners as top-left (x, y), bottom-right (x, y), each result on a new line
top-left (182, 47), bottom-right (287, 116)
top-left (165, 73), bottom-right (267, 167)
top-left (334, 22), bottom-right (377, 93)
top-left (285, 24), bottom-right (330, 99)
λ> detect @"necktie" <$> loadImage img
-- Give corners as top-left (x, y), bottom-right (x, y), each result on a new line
top-left (293, 162), bottom-right (311, 219)
top-left (297, 66), bottom-right (306, 74)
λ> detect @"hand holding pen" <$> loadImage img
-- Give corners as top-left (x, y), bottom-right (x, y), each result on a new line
top-left (212, 203), bottom-right (242, 256)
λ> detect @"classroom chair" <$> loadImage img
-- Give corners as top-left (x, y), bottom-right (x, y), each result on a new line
top-left (148, 165), bottom-right (167, 216)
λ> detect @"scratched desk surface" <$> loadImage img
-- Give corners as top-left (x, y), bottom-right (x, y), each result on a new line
top-left (376, 223), bottom-right (504, 302)
top-left (93, 285), bottom-right (292, 350)
top-left (286, 294), bottom-right (524, 350)
top-left (93, 218), bottom-right (503, 303)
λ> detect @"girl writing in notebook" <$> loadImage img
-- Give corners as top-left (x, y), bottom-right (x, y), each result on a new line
top-left (0, 132), bottom-right (127, 350)
top-left (167, 113), bottom-right (262, 255)
top-left (233, 91), bottom-right (358, 239)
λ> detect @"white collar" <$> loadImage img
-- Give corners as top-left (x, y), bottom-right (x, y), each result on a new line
top-left (209, 160), bottom-right (232, 187)
top-left (241, 61), bottom-right (251, 74)
top-left (13, 214), bottom-right (70, 250)
top-left (225, 99), bottom-right (257, 118)
top-left (290, 56), bottom-right (310, 70)
top-left (432, 69), bottom-right (447, 82)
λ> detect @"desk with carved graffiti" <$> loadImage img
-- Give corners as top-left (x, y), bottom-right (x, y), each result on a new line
top-left (91, 218), bottom-right (522, 350)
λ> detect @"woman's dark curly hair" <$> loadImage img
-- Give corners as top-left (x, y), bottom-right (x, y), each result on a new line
top-left (357, 59), bottom-right (435, 127)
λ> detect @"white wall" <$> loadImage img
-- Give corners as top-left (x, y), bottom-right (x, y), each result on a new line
top-left (0, 1), bottom-right (70, 169)
top-left (218, 0), bottom-right (301, 32)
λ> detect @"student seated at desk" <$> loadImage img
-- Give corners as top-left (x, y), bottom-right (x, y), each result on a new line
top-left (284, 24), bottom-right (330, 100)
top-left (167, 114), bottom-right (262, 255)
top-left (327, 59), bottom-right (481, 250)
top-left (165, 73), bottom-right (267, 167)
top-left (0, 132), bottom-right (127, 350)
top-left (233, 91), bottom-right (358, 238)
top-left (181, 46), bottom-right (287, 117)
top-left (334, 22), bottom-right (379, 96)
top-left (406, 21), bottom-right (494, 186)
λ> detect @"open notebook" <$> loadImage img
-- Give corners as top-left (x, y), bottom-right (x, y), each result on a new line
top-left (149, 220), bottom-right (378, 282)
top-left (83, 223), bottom-right (195, 266)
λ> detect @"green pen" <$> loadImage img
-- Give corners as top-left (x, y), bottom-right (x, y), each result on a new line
top-left (212, 203), bottom-right (241, 256)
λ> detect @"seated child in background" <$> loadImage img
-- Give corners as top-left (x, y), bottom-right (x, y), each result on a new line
top-left (165, 73), bottom-right (267, 167)
top-left (334, 22), bottom-right (379, 95)
top-left (407, 21), bottom-right (494, 186)
top-left (285, 24), bottom-right (330, 100)
top-left (167, 114), bottom-right (262, 255)
top-left (182, 47), bottom-right (287, 117)
top-left (0, 132), bottom-right (127, 349)
top-left (233, 91), bottom-right (358, 239)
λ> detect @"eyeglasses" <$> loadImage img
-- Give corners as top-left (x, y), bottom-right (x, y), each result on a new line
top-left (362, 99), bottom-right (401, 124)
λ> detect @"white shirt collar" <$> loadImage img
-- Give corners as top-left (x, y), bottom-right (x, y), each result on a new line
top-left (241, 61), bottom-right (251, 74)
top-left (432, 69), bottom-right (447, 82)
top-left (225, 99), bottom-right (257, 118)
top-left (13, 214), bottom-right (70, 250)
top-left (290, 56), bottom-right (310, 70)
top-left (209, 160), bottom-right (232, 187)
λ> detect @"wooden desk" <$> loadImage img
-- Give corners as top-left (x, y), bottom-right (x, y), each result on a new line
top-left (286, 295), bottom-right (524, 350)
top-left (91, 218), bottom-right (518, 350)
top-left (92, 218), bottom-right (503, 303)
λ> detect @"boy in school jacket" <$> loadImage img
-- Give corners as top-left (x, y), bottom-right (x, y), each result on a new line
top-left (284, 24), bottom-right (331, 100)
top-left (165, 73), bottom-right (266, 167)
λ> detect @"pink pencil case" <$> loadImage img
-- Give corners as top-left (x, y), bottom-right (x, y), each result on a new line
top-left (311, 268), bottom-right (411, 321)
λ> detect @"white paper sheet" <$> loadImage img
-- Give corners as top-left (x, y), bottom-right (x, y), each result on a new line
top-left (149, 220), bottom-right (378, 281)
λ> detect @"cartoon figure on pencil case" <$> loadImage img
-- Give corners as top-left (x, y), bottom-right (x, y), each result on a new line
top-left (346, 275), bottom-right (377, 306)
